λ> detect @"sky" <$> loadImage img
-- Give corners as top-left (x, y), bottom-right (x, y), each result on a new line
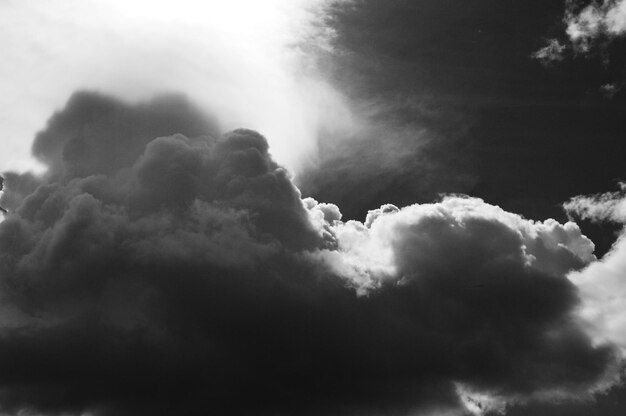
top-left (2, 1), bottom-right (626, 415)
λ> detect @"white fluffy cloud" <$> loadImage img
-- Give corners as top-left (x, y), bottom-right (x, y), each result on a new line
top-left (310, 196), bottom-right (596, 295)
top-left (566, 0), bottom-right (626, 50)
top-left (570, 234), bottom-right (626, 353)
top-left (306, 196), bottom-right (618, 415)
top-left (566, 183), bottom-right (626, 356)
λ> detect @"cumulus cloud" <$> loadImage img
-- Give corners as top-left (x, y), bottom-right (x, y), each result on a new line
top-left (0, 92), bottom-right (621, 415)
top-left (565, 0), bottom-right (626, 51)
top-left (535, 0), bottom-right (626, 61)
top-left (565, 183), bottom-right (626, 357)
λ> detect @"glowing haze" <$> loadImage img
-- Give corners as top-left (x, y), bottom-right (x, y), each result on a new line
top-left (0, 0), bottom-right (352, 173)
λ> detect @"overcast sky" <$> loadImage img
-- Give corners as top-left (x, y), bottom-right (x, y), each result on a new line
top-left (2, 1), bottom-right (626, 416)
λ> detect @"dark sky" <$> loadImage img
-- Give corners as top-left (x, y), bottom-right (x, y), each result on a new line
top-left (2, 1), bottom-right (626, 416)
top-left (300, 0), bottom-right (626, 255)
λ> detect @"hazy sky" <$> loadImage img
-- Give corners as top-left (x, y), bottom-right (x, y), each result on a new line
top-left (0, 0), bottom-right (352, 172)
top-left (2, 1), bottom-right (626, 416)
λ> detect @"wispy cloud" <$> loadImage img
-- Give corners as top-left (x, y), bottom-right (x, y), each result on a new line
top-left (531, 38), bottom-right (567, 65)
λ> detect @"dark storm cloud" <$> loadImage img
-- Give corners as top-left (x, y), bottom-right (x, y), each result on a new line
top-left (0, 92), bottom-right (621, 416)
top-left (31, 91), bottom-right (220, 180)
top-left (310, 198), bottom-right (618, 415)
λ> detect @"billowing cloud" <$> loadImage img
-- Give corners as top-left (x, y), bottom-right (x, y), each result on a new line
top-left (565, 184), bottom-right (626, 357)
top-left (0, 92), bottom-right (621, 415)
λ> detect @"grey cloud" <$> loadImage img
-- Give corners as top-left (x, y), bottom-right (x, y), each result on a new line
top-left (531, 39), bottom-right (567, 65)
top-left (0, 92), bottom-right (620, 416)
top-left (535, 0), bottom-right (626, 60)
top-left (31, 91), bottom-right (220, 181)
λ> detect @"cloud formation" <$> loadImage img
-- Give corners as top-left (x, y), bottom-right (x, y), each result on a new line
top-left (566, 184), bottom-right (626, 357)
top-left (0, 92), bottom-right (621, 416)
top-left (534, 0), bottom-right (626, 64)
top-left (565, 0), bottom-right (626, 52)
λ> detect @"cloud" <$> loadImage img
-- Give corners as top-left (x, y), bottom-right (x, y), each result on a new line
top-left (565, 182), bottom-right (626, 224)
top-left (0, 92), bottom-right (621, 416)
top-left (535, 0), bottom-right (626, 61)
top-left (31, 92), bottom-right (220, 181)
top-left (0, 0), bottom-right (353, 173)
top-left (565, 0), bottom-right (626, 51)
top-left (531, 39), bottom-right (567, 65)
top-left (599, 82), bottom-right (624, 98)
top-left (565, 183), bottom-right (626, 357)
